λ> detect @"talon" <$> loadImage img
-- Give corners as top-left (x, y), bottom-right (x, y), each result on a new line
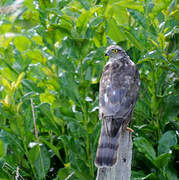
top-left (126, 127), bottom-right (134, 133)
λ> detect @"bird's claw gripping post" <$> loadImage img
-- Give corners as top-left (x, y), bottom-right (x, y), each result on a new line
top-left (126, 127), bottom-right (134, 133)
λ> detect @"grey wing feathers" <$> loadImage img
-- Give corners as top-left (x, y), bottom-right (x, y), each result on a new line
top-left (99, 61), bottom-right (140, 120)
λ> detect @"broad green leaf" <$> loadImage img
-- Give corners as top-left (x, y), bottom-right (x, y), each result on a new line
top-left (158, 130), bottom-right (177, 155)
top-left (14, 36), bottom-right (32, 52)
top-left (24, 0), bottom-right (36, 11)
top-left (0, 130), bottom-right (24, 153)
top-left (25, 49), bottom-right (46, 64)
top-left (166, 164), bottom-right (177, 180)
top-left (111, 17), bottom-right (144, 50)
top-left (76, 6), bottom-right (102, 34)
top-left (131, 170), bottom-right (146, 179)
top-left (122, 29), bottom-right (144, 50)
top-left (58, 72), bottom-right (80, 103)
top-left (0, 36), bottom-right (13, 48)
top-left (154, 153), bottom-right (171, 168)
top-left (40, 137), bottom-right (63, 163)
top-left (106, 5), bottom-right (129, 26)
top-left (128, 9), bottom-right (146, 28)
top-left (68, 121), bottom-right (86, 137)
top-left (0, 24), bottom-right (12, 34)
top-left (78, 0), bottom-right (90, 10)
top-left (29, 145), bottom-right (40, 163)
top-left (107, 18), bottom-right (126, 42)
top-left (34, 146), bottom-right (50, 179)
top-left (38, 103), bottom-right (59, 133)
top-left (40, 90), bottom-right (56, 104)
top-left (115, 0), bottom-right (143, 12)
top-left (134, 137), bottom-right (156, 162)
top-left (85, 66), bottom-right (92, 81)
top-left (57, 167), bottom-right (72, 180)
top-left (32, 35), bottom-right (43, 45)
top-left (152, 0), bottom-right (173, 15)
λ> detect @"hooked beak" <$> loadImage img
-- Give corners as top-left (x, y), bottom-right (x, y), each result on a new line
top-left (105, 52), bottom-right (109, 56)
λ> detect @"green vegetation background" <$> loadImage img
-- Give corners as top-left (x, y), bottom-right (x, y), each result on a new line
top-left (0, 0), bottom-right (178, 179)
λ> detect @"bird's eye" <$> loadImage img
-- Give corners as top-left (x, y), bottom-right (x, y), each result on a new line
top-left (113, 49), bottom-right (118, 53)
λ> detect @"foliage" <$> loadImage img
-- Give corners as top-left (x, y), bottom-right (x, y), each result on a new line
top-left (0, 0), bottom-right (178, 179)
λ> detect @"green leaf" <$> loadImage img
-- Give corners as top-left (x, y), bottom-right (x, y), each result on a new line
top-left (40, 90), bottom-right (56, 104)
top-left (106, 4), bottom-right (129, 25)
top-left (142, 173), bottom-right (158, 179)
top-left (158, 130), bottom-right (177, 155)
top-left (154, 153), bottom-right (171, 168)
top-left (58, 72), bottom-right (80, 103)
top-left (78, 0), bottom-right (90, 10)
top-left (40, 137), bottom-right (63, 163)
top-left (34, 146), bottom-right (50, 179)
top-left (166, 164), bottom-right (178, 180)
top-left (0, 130), bottom-right (24, 153)
top-left (76, 6), bottom-right (102, 34)
top-left (169, 0), bottom-right (177, 14)
top-left (85, 66), bottom-right (92, 81)
top-left (29, 145), bottom-right (40, 163)
top-left (131, 171), bottom-right (157, 180)
top-left (14, 36), bottom-right (32, 52)
top-left (25, 49), bottom-right (46, 64)
top-left (131, 170), bottom-right (146, 179)
top-left (128, 9), bottom-right (146, 28)
top-left (107, 18), bottom-right (126, 42)
top-left (0, 140), bottom-right (5, 157)
top-left (14, 72), bottom-right (25, 90)
top-left (115, 0), bottom-right (143, 12)
top-left (134, 137), bottom-right (156, 162)
top-left (57, 167), bottom-right (72, 180)
top-left (68, 121), bottom-right (86, 137)
top-left (111, 17), bottom-right (144, 50)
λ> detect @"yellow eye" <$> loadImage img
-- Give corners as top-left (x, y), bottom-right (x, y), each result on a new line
top-left (113, 49), bottom-right (118, 53)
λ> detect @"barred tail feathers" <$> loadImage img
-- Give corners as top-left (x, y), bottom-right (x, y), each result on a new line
top-left (95, 119), bottom-right (121, 167)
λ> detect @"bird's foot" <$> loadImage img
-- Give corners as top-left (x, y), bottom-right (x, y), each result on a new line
top-left (126, 127), bottom-right (134, 133)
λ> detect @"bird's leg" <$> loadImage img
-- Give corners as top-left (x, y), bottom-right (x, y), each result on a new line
top-left (126, 127), bottom-right (134, 133)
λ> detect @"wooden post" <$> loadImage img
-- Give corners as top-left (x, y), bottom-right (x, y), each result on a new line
top-left (96, 130), bottom-right (133, 180)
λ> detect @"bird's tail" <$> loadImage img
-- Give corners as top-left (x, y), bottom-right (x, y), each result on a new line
top-left (95, 119), bottom-right (121, 167)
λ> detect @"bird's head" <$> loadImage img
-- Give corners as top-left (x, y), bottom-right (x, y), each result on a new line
top-left (105, 45), bottom-right (126, 60)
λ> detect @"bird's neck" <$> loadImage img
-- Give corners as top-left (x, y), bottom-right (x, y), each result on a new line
top-left (108, 58), bottom-right (119, 63)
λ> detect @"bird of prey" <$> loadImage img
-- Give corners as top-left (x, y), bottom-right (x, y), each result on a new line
top-left (95, 45), bottom-right (140, 167)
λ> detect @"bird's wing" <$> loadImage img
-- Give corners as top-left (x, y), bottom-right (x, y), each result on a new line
top-left (99, 61), bottom-right (140, 119)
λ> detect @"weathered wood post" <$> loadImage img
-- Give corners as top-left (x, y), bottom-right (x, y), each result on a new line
top-left (96, 130), bottom-right (133, 180)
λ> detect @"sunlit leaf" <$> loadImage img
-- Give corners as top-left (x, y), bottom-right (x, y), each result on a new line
top-left (107, 18), bottom-right (126, 42)
top-left (26, 49), bottom-right (46, 64)
top-left (14, 36), bottom-right (32, 52)
top-left (76, 6), bottom-right (102, 34)
top-left (0, 140), bottom-right (5, 157)
top-left (15, 72), bottom-right (25, 89)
